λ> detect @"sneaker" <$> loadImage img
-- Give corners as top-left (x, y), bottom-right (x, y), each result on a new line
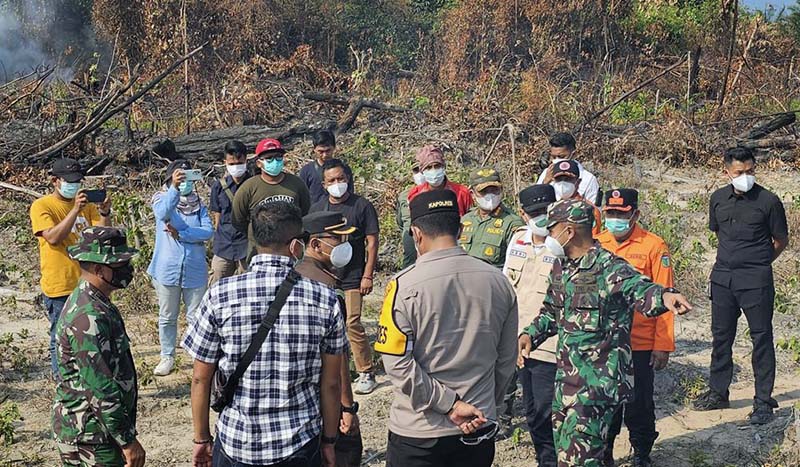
top-left (748, 405), bottom-right (774, 425)
top-left (692, 389), bottom-right (730, 411)
top-left (354, 372), bottom-right (377, 395)
top-left (153, 357), bottom-right (175, 376)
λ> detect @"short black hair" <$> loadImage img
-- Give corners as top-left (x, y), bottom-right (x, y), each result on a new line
top-left (549, 132), bottom-right (576, 152)
top-left (313, 130), bottom-right (336, 148)
top-left (251, 202), bottom-right (303, 247)
top-left (224, 140), bottom-right (247, 158)
top-left (723, 147), bottom-right (755, 166)
top-left (412, 213), bottom-right (461, 239)
top-left (321, 158), bottom-right (347, 176)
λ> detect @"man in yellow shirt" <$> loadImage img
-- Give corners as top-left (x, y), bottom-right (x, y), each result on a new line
top-left (30, 158), bottom-right (111, 378)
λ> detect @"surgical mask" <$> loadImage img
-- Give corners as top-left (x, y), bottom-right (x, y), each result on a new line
top-left (423, 167), bottom-right (445, 186)
top-left (59, 181), bottom-right (81, 199)
top-left (227, 163), bottom-right (247, 178)
top-left (290, 238), bottom-right (306, 264)
top-left (413, 172), bottom-right (426, 186)
top-left (529, 214), bottom-right (549, 237)
top-left (179, 181), bottom-right (194, 195)
top-left (604, 217), bottom-right (632, 235)
top-left (730, 173), bottom-right (755, 193)
top-left (104, 263), bottom-right (134, 289)
top-left (261, 158), bottom-right (284, 176)
top-left (327, 182), bottom-right (348, 198)
top-left (544, 228), bottom-right (570, 258)
top-left (552, 180), bottom-right (576, 200)
top-left (476, 193), bottom-right (501, 212)
top-left (321, 240), bottom-right (353, 269)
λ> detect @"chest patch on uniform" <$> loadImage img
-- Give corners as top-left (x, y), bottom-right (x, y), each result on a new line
top-left (493, 219), bottom-right (504, 228)
top-left (462, 221), bottom-right (473, 227)
top-left (374, 280), bottom-right (407, 356)
top-left (463, 226), bottom-right (473, 233)
top-left (628, 253), bottom-right (648, 260)
top-left (484, 246), bottom-right (495, 256)
top-left (486, 227), bottom-right (503, 235)
top-left (509, 248), bottom-right (527, 258)
top-left (661, 254), bottom-right (671, 268)
top-left (543, 256), bottom-right (555, 264)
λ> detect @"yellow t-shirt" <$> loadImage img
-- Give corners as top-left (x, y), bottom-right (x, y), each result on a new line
top-left (30, 194), bottom-right (101, 297)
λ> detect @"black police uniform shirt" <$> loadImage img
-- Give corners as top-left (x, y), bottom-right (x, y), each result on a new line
top-left (309, 192), bottom-right (379, 291)
top-left (709, 183), bottom-right (788, 290)
top-left (209, 173), bottom-right (251, 261)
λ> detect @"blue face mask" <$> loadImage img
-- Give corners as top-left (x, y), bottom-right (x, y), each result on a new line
top-left (179, 181), bottom-right (194, 195)
top-left (59, 181), bottom-right (81, 199)
top-left (604, 217), bottom-right (631, 234)
top-left (423, 167), bottom-right (445, 186)
top-left (261, 158), bottom-right (284, 176)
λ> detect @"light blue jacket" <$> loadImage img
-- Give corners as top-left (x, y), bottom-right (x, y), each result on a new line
top-left (147, 186), bottom-right (213, 289)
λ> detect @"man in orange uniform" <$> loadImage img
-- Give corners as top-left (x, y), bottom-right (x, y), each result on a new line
top-left (597, 188), bottom-right (674, 467)
top-left (549, 160), bottom-right (601, 236)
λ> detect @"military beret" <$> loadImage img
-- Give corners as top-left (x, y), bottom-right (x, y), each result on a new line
top-left (603, 188), bottom-right (638, 212)
top-left (68, 227), bottom-right (138, 265)
top-left (519, 184), bottom-right (556, 214)
top-left (469, 167), bottom-right (502, 191)
top-left (547, 199), bottom-right (595, 228)
top-left (303, 211), bottom-right (357, 236)
top-left (551, 159), bottom-right (580, 179)
top-left (410, 190), bottom-right (459, 223)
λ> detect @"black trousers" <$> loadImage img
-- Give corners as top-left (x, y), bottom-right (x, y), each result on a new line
top-left (519, 358), bottom-right (557, 467)
top-left (609, 351), bottom-right (658, 451)
top-left (710, 283), bottom-right (776, 405)
top-left (386, 431), bottom-right (495, 467)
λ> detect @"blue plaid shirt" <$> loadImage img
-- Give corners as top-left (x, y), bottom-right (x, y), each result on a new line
top-left (181, 254), bottom-right (347, 465)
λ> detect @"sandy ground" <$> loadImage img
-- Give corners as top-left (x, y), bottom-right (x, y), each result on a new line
top-left (1, 165), bottom-right (799, 466)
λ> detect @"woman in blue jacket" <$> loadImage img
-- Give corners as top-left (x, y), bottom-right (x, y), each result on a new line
top-left (147, 159), bottom-right (213, 376)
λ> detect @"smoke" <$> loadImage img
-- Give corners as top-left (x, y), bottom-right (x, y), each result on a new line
top-left (0, 0), bottom-right (102, 83)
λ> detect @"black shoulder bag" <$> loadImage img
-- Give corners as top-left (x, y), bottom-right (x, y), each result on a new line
top-left (211, 269), bottom-right (301, 413)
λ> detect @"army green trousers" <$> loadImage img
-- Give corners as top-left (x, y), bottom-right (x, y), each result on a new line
top-left (552, 399), bottom-right (620, 467)
top-left (57, 441), bottom-right (125, 466)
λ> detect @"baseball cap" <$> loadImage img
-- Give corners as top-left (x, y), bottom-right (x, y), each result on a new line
top-left (470, 168), bottom-right (502, 191)
top-left (603, 188), bottom-right (638, 212)
top-left (255, 138), bottom-right (286, 157)
top-left (551, 160), bottom-right (580, 179)
top-left (50, 158), bottom-right (84, 183)
top-left (165, 159), bottom-right (191, 182)
top-left (68, 227), bottom-right (138, 265)
top-left (546, 199), bottom-right (595, 228)
top-left (303, 211), bottom-right (357, 236)
top-left (410, 190), bottom-right (459, 223)
top-left (519, 184), bottom-right (556, 214)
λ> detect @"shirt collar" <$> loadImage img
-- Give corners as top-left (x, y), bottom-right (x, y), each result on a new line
top-left (726, 183), bottom-right (759, 200)
top-left (415, 246), bottom-right (467, 264)
top-left (249, 254), bottom-right (294, 272)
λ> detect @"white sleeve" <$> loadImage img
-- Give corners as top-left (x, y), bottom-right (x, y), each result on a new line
top-left (581, 171), bottom-right (600, 205)
top-left (536, 168), bottom-right (548, 184)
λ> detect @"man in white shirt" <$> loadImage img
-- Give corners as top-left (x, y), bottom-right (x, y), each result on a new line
top-left (536, 132), bottom-right (600, 205)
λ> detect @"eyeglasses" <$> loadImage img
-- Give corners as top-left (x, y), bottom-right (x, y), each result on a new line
top-left (459, 419), bottom-right (499, 446)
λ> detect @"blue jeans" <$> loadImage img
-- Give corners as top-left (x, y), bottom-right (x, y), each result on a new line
top-left (151, 279), bottom-right (206, 357)
top-left (212, 436), bottom-right (321, 467)
top-left (44, 295), bottom-right (69, 379)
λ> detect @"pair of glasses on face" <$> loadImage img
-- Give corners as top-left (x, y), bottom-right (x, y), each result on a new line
top-left (459, 419), bottom-right (499, 446)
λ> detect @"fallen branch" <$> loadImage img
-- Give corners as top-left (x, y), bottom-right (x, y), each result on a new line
top-left (737, 112), bottom-right (796, 140)
top-left (737, 135), bottom-right (797, 149)
top-left (302, 91), bottom-right (410, 132)
top-left (0, 181), bottom-right (43, 198)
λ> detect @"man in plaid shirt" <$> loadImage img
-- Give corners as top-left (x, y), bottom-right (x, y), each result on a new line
top-left (183, 201), bottom-right (347, 467)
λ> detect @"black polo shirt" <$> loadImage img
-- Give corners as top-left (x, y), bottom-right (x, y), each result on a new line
top-left (709, 183), bottom-right (788, 290)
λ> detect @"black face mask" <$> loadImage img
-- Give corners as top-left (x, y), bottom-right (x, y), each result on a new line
top-left (104, 263), bottom-right (134, 289)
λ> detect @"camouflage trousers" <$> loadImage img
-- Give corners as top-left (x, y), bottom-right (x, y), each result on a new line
top-left (57, 441), bottom-right (125, 466)
top-left (552, 399), bottom-right (620, 467)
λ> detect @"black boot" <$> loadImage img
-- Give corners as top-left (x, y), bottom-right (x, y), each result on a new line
top-left (631, 438), bottom-right (655, 467)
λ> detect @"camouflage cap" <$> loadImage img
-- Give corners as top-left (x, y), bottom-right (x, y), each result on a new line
top-left (469, 167), bottom-right (502, 191)
top-left (68, 227), bottom-right (138, 265)
top-left (546, 199), bottom-right (595, 228)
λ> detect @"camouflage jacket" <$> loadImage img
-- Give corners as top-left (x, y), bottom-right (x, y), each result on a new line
top-left (524, 244), bottom-right (667, 406)
top-left (52, 280), bottom-right (138, 446)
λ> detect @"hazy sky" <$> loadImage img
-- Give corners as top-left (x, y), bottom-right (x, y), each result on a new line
top-left (743, 0), bottom-right (796, 9)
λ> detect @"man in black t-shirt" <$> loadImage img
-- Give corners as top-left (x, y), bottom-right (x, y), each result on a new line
top-left (310, 159), bottom-right (380, 395)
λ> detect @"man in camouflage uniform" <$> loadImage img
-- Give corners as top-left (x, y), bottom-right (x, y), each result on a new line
top-left (518, 200), bottom-right (692, 467)
top-left (52, 226), bottom-right (145, 467)
top-left (459, 168), bottom-right (524, 267)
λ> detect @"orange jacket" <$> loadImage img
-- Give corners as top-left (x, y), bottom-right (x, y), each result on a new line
top-left (597, 224), bottom-right (675, 352)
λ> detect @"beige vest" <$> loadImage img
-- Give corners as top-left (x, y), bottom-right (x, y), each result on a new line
top-left (503, 228), bottom-right (558, 364)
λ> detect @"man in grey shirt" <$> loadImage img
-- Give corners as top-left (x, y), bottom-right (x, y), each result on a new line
top-left (375, 190), bottom-right (518, 467)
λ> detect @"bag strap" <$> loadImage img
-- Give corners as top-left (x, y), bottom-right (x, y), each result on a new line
top-left (219, 269), bottom-right (301, 402)
top-left (220, 177), bottom-right (236, 203)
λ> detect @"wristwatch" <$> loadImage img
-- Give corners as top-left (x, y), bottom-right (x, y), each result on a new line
top-left (341, 401), bottom-right (359, 414)
top-left (321, 434), bottom-right (339, 445)
top-left (663, 287), bottom-right (680, 294)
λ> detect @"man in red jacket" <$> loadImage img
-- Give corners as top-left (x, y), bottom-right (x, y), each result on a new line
top-left (407, 145), bottom-right (472, 216)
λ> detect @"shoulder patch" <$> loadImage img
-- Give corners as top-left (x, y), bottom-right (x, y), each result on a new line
top-left (661, 253), bottom-right (671, 268)
top-left (374, 280), bottom-right (408, 356)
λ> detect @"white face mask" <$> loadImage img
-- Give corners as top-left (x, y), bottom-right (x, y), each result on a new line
top-left (327, 182), bottom-right (348, 198)
top-left (528, 214), bottom-right (549, 237)
top-left (413, 172), bottom-right (426, 186)
top-left (552, 181), bottom-right (576, 200)
top-left (423, 167), bottom-right (446, 187)
top-left (476, 193), bottom-right (501, 212)
top-left (227, 163), bottom-right (247, 178)
top-left (730, 173), bottom-right (755, 193)
top-left (544, 228), bottom-right (570, 257)
top-left (321, 240), bottom-right (353, 269)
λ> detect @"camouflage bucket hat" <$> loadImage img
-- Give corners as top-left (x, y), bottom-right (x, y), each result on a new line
top-left (546, 199), bottom-right (595, 228)
top-left (68, 227), bottom-right (138, 265)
